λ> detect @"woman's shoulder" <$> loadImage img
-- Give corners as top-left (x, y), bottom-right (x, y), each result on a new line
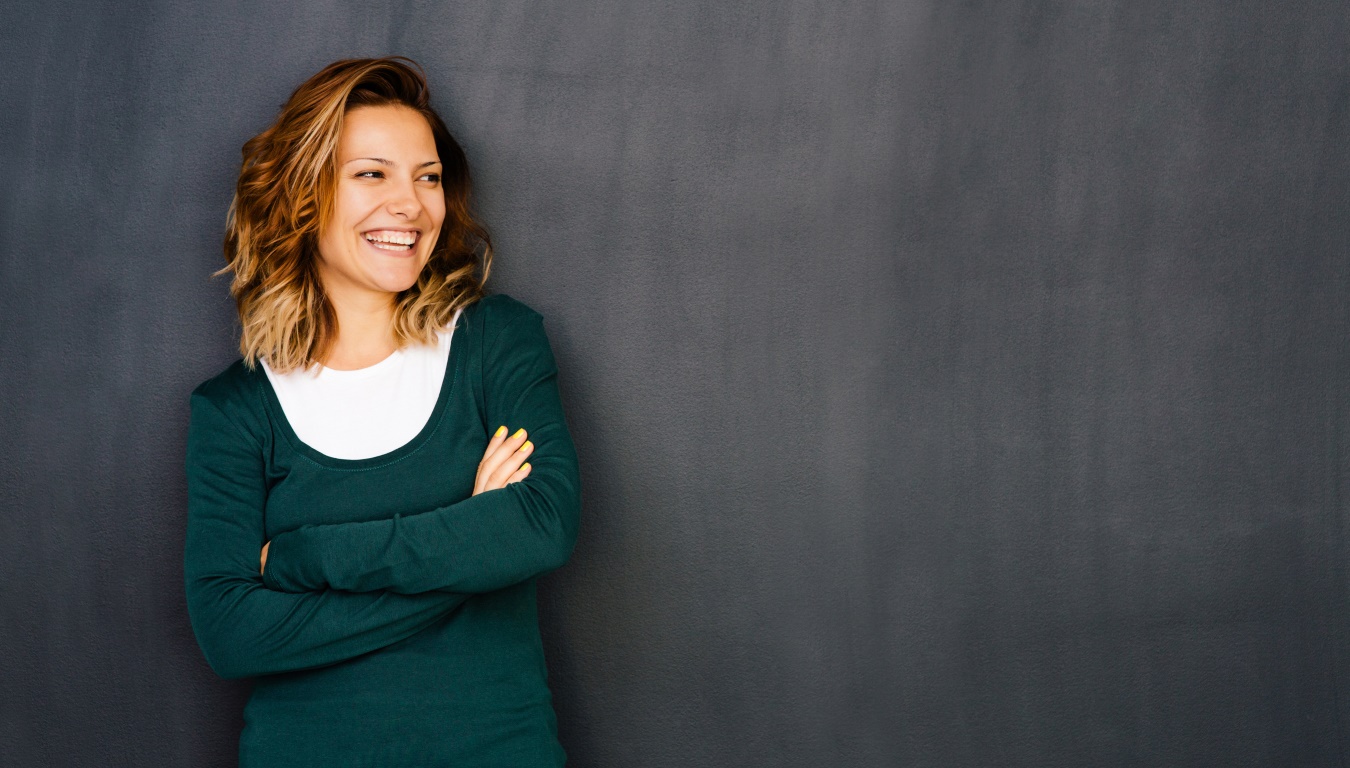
top-left (469, 292), bottom-right (545, 327)
top-left (465, 292), bottom-right (548, 342)
top-left (189, 359), bottom-right (267, 425)
top-left (463, 293), bottom-right (560, 373)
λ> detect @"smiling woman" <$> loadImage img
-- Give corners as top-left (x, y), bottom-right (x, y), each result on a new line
top-left (314, 105), bottom-right (448, 369)
top-left (184, 57), bottom-right (580, 767)
top-left (222, 57), bottom-right (491, 374)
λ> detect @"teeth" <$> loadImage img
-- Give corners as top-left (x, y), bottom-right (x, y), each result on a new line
top-left (364, 231), bottom-right (417, 245)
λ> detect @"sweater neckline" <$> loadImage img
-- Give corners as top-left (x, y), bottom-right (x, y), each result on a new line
top-left (254, 307), bottom-right (469, 471)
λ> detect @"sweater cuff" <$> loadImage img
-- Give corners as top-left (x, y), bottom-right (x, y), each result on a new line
top-left (261, 534), bottom-right (301, 592)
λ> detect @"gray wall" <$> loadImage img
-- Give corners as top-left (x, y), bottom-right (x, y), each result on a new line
top-left (3, 1), bottom-right (1349, 766)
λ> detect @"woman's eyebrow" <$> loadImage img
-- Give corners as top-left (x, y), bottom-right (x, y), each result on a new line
top-left (343, 157), bottom-right (443, 167)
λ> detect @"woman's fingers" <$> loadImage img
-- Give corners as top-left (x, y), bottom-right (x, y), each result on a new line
top-left (474, 425), bottom-right (512, 494)
top-left (483, 428), bottom-right (528, 479)
top-left (474, 427), bottom-right (530, 495)
top-left (488, 438), bottom-right (533, 489)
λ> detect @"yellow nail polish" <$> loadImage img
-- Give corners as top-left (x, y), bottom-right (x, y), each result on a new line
top-left (495, 426), bottom-right (506, 438)
top-left (522, 462), bottom-right (531, 472)
top-left (512, 429), bottom-right (526, 440)
top-left (520, 441), bottom-right (533, 453)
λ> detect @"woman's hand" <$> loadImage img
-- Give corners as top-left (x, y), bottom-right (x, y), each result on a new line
top-left (474, 426), bottom-right (533, 496)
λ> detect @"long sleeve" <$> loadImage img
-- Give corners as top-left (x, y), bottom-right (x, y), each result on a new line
top-left (260, 309), bottom-right (581, 596)
top-left (183, 394), bottom-right (469, 680)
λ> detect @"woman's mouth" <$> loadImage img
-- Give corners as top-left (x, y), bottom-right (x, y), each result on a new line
top-left (363, 229), bottom-right (420, 252)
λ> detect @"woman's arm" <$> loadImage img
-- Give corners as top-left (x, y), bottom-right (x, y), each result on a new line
top-left (260, 310), bottom-right (582, 596)
top-left (184, 394), bottom-right (470, 680)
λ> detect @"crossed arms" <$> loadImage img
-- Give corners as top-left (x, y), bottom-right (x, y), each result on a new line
top-left (183, 312), bottom-right (580, 679)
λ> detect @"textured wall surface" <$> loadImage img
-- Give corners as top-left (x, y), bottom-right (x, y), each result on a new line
top-left (3, 1), bottom-right (1349, 766)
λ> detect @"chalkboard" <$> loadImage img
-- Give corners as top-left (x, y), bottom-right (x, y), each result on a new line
top-left (2, 2), bottom-right (1348, 765)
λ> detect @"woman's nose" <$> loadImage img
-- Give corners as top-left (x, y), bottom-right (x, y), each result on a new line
top-left (385, 183), bottom-right (422, 218)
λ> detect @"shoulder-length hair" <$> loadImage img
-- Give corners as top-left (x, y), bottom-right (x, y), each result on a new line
top-left (221, 56), bottom-right (492, 373)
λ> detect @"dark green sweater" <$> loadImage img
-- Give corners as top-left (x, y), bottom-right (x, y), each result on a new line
top-left (184, 294), bottom-right (580, 767)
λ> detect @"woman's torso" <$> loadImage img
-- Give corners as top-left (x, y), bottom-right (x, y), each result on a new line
top-left (231, 296), bottom-right (565, 767)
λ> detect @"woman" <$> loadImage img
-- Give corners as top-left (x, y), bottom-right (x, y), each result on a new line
top-left (184, 57), bottom-right (580, 767)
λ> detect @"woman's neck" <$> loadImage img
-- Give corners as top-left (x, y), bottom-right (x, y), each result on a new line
top-left (321, 290), bottom-right (399, 371)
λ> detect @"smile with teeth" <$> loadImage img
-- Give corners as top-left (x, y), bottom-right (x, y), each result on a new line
top-left (364, 230), bottom-right (419, 251)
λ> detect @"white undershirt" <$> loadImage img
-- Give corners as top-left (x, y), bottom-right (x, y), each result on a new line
top-left (261, 308), bottom-right (462, 460)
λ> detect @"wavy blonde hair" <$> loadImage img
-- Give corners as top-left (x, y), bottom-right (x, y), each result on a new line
top-left (221, 56), bottom-right (492, 373)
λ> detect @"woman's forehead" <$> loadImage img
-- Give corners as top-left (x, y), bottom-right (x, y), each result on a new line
top-left (338, 105), bottom-right (439, 162)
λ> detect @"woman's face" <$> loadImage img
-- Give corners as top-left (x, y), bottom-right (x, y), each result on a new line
top-left (316, 104), bottom-right (445, 305)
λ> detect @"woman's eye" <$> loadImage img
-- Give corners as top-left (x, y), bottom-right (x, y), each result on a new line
top-left (420, 173), bottom-right (442, 184)
top-left (355, 170), bottom-right (385, 179)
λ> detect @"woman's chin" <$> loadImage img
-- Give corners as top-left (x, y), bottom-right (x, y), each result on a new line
top-left (365, 264), bottom-right (427, 294)
top-left (374, 277), bottom-right (421, 295)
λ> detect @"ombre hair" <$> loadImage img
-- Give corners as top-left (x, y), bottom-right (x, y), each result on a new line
top-left (221, 56), bottom-right (492, 373)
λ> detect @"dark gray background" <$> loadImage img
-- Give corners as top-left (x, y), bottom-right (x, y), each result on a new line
top-left (3, 1), bottom-right (1348, 766)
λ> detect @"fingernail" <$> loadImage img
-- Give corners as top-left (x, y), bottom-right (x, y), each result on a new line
top-left (495, 426), bottom-right (507, 437)
top-left (522, 462), bottom-right (531, 472)
top-left (520, 441), bottom-right (533, 453)
top-left (512, 429), bottom-right (526, 440)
